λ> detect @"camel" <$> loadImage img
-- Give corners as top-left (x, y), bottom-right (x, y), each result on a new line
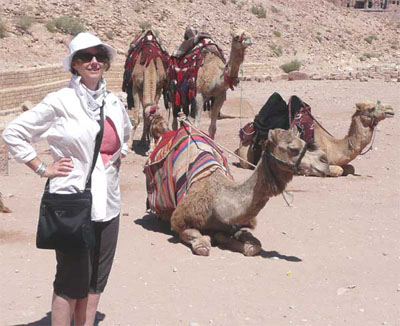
top-left (123, 29), bottom-right (169, 150)
top-left (236, 101), bottom-right (395, 176)
top-left (145, 127), bottom-right (329, 256)
top-left (149, 113), bottom-right (171, 148)
top-left (171, 29), bottom-right (252, 139)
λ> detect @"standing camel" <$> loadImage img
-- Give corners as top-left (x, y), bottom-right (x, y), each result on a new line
top-left (169, 29), bottom-right (252, 138)
top-left (144, 127), bottom-right (329, 256)
top-left (123, 29), bottom-right (169, 150)
top-left (236, 101), bottom-right (394, 176)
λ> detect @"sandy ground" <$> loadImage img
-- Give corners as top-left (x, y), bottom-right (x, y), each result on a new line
top-left (0, 80), bottom-right (399, 326)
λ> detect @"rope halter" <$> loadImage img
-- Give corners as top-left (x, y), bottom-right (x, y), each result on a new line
top-left (264, 143), bottom-right (308, 173)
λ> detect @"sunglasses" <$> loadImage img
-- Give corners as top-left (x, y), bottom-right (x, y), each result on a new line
top-left (75, 51), bottom-right (109, 63)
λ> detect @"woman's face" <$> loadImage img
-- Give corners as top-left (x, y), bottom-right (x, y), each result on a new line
top-left (72, 46), bottom-right (109, 90)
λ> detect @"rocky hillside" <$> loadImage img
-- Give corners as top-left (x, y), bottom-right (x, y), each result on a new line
top-left (0, 0), bottom-right (399, 76)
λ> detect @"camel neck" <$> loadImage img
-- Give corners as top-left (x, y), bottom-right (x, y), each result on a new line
top-left (235, 154), bottom-right (293, 214)
top-left (347, 115), bottom-right (375, 153)
top-left (225, 43), bottom-right (244, 78)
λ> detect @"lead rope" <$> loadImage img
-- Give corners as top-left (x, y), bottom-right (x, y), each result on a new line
top-left (177, 116), bottom-right (294, 207)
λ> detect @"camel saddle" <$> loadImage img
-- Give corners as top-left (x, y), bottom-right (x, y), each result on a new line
top-left (168, 34), bottom-right (226, 117)
top-left (143, 125), bottom-right (232, 214)
top-left (239, 92), bottom-right (315, 163)
top-left (122, 30), bottom-right (170, 93)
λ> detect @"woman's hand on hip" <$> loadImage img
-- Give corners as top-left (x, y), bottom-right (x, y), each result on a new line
top-left (44, 157), bottom-right (74, 178)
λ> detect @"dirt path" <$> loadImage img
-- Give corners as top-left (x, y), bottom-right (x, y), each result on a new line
top-left (1, 80), bottom-right (399, 326)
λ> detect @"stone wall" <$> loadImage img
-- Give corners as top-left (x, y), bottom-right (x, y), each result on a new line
top-left (0, 62), bottom-right (398, 115)
top-left (0, 63), bottom-right (125, 114)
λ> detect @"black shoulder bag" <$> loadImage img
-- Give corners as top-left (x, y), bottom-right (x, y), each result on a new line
top-left (36, 103), bottom-right (105, 253)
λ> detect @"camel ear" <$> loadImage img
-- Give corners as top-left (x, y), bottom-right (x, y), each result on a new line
top-left (355, 102), bottom-right (365, 110)
top-left (356, 102), bottom-right (373, 111)
top-left (267, 129), bottom-right (279, 144)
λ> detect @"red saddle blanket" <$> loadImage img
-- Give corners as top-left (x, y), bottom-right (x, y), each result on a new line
top-left (123, 30), bottom-right (169, 76)
top-left (143, 125), bottom-right (232, 215)
top-left (168, 37), bottom-right (226, 114)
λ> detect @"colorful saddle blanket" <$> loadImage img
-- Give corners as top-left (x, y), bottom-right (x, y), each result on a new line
top-left (168, 36), bottom-right (226, 116)
top-left (143, 126), bottom-right (232, 214)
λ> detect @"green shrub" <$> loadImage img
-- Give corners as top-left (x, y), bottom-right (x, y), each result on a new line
top-left (280, 59), bottom-right (302, 73)
top-left (271, 5), bottom-right (279, 13)
top-left (316, 35), bottom-right (323, 43)
top-left (139, 21), bottom-right (152, 31)
top-left (49, 16), bottom-right (86, 35)
top-left (17, 15), bottom-right (35, 31)
top-left (273, 30), bottom-right (281, 37)
top-left (251, 3), bottom-right (266, 18)
top-left (0, 18), bottom-right (6, 38)
top-left (364, 34), bottom-right (378, 44)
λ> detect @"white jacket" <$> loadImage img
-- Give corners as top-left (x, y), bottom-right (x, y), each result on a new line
top-left (2, 76), bottom-right (132, 222)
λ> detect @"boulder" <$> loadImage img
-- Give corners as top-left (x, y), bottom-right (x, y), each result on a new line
top-left (288, 71), bottom-right (310, 81)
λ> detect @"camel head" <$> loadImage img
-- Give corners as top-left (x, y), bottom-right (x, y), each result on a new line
top-left (144, 104), bottom-right (159, 120)
top-left (264, 129), bottom-right (329, 177)
top-left (230, 29), bottom-right (253, 50)
top-left (355, 101), bottom-right (395, 127)
top-left (149, 113), bottom-right (170, 143)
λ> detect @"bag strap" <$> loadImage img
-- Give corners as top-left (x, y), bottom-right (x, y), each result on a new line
top-left (44, 100), bottom-right (105, 192)
top-left (86, 100), bottom-right (105, 189)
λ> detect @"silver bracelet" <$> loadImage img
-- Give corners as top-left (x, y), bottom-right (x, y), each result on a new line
top-left (35, 162), bottom-right (47, 177)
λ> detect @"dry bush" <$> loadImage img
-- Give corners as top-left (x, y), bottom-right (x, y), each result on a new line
top-left (250, 3), bottom-right (266, 18)
top-left (364, 34), bottom-right (378, 44)
top-left (139, 21), bottom-right (152, 31)
top-left (280, 59), bottom-right (302, 73)
top-left (269, 44), bottom-right (283, 57)
top-left (47, 16), bottom-right (86, 35)
top-left (17, 15), bottom-right (35, 31)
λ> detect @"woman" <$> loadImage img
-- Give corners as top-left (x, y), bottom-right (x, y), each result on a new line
top-left (2, 32), bottom-right (132, 325)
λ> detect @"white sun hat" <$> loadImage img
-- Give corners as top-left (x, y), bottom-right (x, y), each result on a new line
top-left (63, 32), bottom-right (116, 72)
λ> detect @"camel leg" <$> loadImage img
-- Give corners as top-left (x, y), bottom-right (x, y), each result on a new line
top-left (235, 142), bottom-right (256, 169)
top-left (328, 165), bottom-right (344, 177)
top-left (214, 229), bottom-right (262, 256)
top-left (129, 87), bottom-right (141, 150)
top-left (208, 94), bottom-right (225, 139)
top-left (172, 115), bottom-right (178, 131)
top-left (193, 94), bottom-right (204, 129)
top-left (180, 229), bottom-right (212, 256)
top-left (342, 164), bottom-right (355, 176)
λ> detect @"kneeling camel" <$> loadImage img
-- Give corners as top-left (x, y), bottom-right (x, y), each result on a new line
top-left (237, 101), bottom-right (394, 176)
top-left (145, 128), bottom-right (329, 256)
